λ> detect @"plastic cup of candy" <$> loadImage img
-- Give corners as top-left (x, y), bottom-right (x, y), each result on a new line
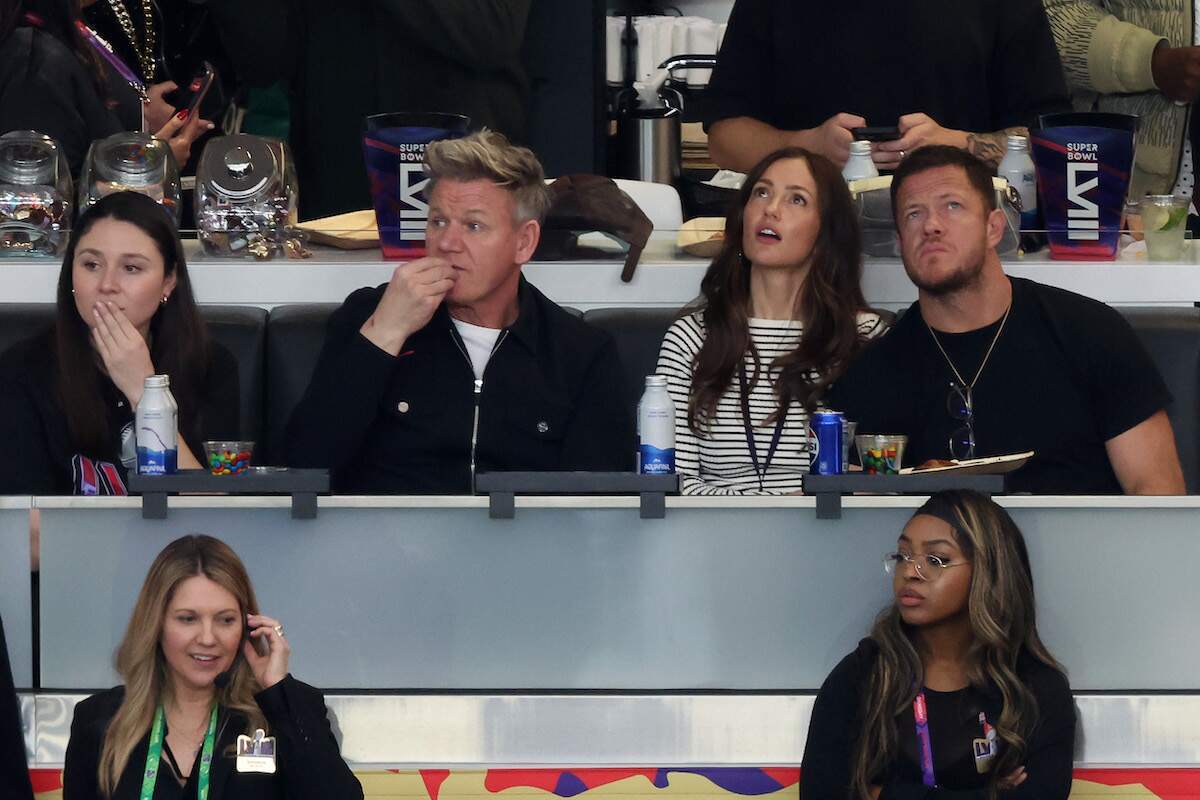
top-left (854, 434), bottom-right (907, 475)
top-left (203, 441), bottom-right (254, 476)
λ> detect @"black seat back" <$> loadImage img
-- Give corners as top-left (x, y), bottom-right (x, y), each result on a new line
top-left (0, 303), bottom-right (266, 445)
top-left (263, 304), bottom-right (338, 465)
top-left (582, 307), bottom-right (681, 420)
top-left (1123, 308), bottom-right (1200, 493)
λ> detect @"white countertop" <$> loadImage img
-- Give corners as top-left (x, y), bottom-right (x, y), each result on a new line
top-left (3, 237), bottom-right (1199, 309)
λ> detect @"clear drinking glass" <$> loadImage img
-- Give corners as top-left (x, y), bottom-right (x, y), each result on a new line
top-left (1140, 195), bottom-right (1190, 261)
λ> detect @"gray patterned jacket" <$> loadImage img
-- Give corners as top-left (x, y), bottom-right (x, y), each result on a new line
top-left (1043, 0), bottom-right (1188, 195)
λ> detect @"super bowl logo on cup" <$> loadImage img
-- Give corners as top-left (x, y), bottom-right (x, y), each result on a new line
top-left (1065, 142), bottom-right (1099, 241)
top-left (397, 159), bottom-right (430, 243)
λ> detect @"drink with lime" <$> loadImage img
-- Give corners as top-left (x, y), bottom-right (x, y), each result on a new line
top-left (1140, 195), bottom-right (1190, 261)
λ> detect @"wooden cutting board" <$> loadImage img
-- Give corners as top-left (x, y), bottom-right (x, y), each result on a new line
top-left (296, 209), bottom-right (380, 250)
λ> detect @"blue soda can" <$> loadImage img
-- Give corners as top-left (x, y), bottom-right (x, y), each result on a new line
top-left (809, 410), bottom-right (845, 475)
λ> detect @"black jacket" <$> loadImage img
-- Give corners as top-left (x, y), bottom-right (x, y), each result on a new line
top-left (203, 0), bottom-right (531, 219)
top-left (0, 615), bottom-right (33, 800)
top-left (801, 638), bottom-right (1076, 800)
top-left (286, 278), bottom-right (634, 493)
top-left (0, 330), bottom-right (241, 495)
top-left (62, 675), bottom-right (363, 800)
top-left (0, 26), bottom-right (134, 176)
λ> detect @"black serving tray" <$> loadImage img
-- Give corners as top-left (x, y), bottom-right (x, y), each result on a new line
top-left (804, 473), bottom-right (1007, 519)
top-left (474, 471), bottom-right (680, 520)
top-left (127, 468), bottom-right (330, 520)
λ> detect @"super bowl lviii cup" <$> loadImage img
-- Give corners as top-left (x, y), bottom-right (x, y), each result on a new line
top-left (362, 112), bottom-right (470, 259)
top-left (1030, 112), bottom-right (1137, 261)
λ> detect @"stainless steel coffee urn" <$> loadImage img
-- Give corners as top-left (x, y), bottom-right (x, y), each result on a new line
top-left (615, 55), bottom-right (717, 186)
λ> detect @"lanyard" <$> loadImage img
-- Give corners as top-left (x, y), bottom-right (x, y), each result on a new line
top-left (737, 365), bottom-right (786, 492)
top-left (74, 20), bottom-right (150, 102)
top-left (913, 691), bottom-right (937, 788)
top-left (142, 703), bottom-right (219, 800)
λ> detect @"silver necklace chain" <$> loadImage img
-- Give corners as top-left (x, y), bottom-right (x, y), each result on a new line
top-left (924, 302), bottom-right (1012, 392)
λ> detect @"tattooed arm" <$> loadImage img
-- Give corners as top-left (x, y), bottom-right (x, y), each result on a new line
top-left (965, 127), bottom-right (1029, 168)
top-left (874, 115), bottom-right (1025, 169)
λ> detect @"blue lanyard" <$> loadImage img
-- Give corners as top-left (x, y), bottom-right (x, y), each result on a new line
top-left (913, 691), bottom-right (937, 788)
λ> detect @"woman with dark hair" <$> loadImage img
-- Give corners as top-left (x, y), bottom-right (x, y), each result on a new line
top-left (0, 190), bottom-right (239, 494)
top-left (654, 147), bottom-right (884, 494)
top-left (801, 490), bottom-right (1076, 799)
top-left (63, 534), bottom-right (363, 799)
top-left (0, 0), bottom-right (211, 174)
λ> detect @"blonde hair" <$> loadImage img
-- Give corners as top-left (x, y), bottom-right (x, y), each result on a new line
top-left (851, 491), bottom-right (1064, 800)
top-left (98, 535), bottom-right (267, 796)
top-left (424, 130), bottom-right (552, 225)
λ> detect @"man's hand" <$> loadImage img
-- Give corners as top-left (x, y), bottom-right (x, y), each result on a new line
top-left (796, 113), bottom-right (866, 166)
top-left (359, 257), bottom-right (458, 356)
top-left (91, 301), bottom-right (156, 408)
top-left (875, 113), bottom-right (961, 169)
top-left (1152, 42), bottom-right (1200, 103)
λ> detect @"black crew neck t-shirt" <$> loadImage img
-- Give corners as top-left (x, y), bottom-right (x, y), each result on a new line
top-left (827, 278), bottom-right (1171, 494)
top-left (704, 0), bottom-right (1069, 135)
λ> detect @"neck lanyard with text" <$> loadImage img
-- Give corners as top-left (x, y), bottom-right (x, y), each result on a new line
top-left (737, 365), bottom-right (786, 492)
top-left (142, 703), bottom-right (219, 800)
top-left (913, 691), bottom-right (937, 788)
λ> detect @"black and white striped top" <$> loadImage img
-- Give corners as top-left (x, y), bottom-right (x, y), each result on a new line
top-left (654, 310), bottom-right (886, 495)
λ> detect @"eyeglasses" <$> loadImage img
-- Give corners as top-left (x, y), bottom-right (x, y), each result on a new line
top-left (946, 382), bottom-right (976, 460)
top-left (883, 551), bottom-right (970, 582)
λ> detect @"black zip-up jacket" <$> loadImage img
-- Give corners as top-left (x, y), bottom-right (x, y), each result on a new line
top-left (285, 278), bottom-right (634, 493)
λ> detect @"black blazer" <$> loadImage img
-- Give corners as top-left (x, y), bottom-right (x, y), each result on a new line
top-left (0, 615), bottom-right (33, 800)
top-left (62, 675), bottom-right (363, 800)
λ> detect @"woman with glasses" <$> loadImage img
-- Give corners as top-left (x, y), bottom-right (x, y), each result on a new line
top-left (800, 490), bottom-right (1075, 799)
top-left (653, 146), bottom-right (885, 495)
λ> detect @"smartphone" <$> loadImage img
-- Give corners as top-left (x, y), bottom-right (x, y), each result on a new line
top-left (245, 622), bottom-right (271, 657)
top-left (173, 61), bottom-right (216, 119)
top-left (852, 126), bottom-right (901, 143)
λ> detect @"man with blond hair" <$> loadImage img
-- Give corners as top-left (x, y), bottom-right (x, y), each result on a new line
top-left (287, 132), bottom-right (633, 492)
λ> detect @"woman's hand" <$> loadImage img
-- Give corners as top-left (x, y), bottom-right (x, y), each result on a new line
top-left (245, 613), bottom-right (291, 689)
top-left (91, 301), bottom-right (155, 408)
top-left (144, 81), bottom-right (179, 133)
top-left (154, 108), bottom-right (215, 167)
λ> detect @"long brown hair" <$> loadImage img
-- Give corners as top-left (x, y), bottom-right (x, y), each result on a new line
top-left (686, 147), bottom-right (868, 432)
top-left (55, 191), bottom-right (210, 458)
top-left (99, 534), bottom-right (268, 796)
top-left (3, 0), bottom-right (108, 94)
top-left (851, 491), bottom-right (1064, 800)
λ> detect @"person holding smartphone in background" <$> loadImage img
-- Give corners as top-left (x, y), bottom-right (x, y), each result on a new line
top-left (704, 0), bottom-right (1071, 173)
top-left (62, 534), bottom-right (363, 800)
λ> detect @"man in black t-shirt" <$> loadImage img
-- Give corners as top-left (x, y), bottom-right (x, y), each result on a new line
top-left (704, 0), bottom-right (1070, 173)
top-left (828, 146), bottom-right (1185, 494)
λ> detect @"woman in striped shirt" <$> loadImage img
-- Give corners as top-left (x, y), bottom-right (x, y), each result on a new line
top-left (655, 147), bottom-right (885, 494)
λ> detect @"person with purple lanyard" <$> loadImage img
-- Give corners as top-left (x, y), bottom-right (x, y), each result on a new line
top-left (800, 490), bottom-right (1076, 799)
top-left (0, 0), bottom-right (212, 175)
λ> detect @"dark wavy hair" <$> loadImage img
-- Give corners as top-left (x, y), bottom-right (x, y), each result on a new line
top-left (686, 147), bottom-right (869, 431)
top-left (2, 0), bottom-right (107, 94)
top-left (852, 490), bottom-right (1065, 800)
top-left (55, 192), bottom-right (210, 457)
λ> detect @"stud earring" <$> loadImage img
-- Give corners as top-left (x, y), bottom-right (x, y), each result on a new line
top-left (161, 294), bottom-right (169, 304)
